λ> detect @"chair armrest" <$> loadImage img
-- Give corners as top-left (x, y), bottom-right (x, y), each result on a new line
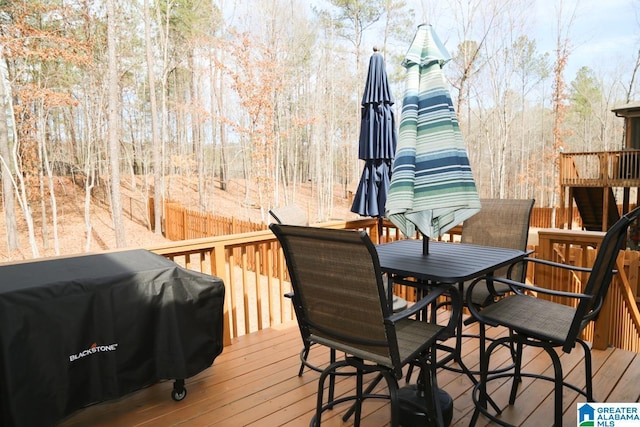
top-left (478, 255), bottom-right (613, 300)
top-left (387, 285), bottom-right (461, 337)
top-left (470, 275), bottom-right (593, 300)
top-left (521, 256), bottom-right (596, 274)
top-left (466, 275), bottom-right (593, 328)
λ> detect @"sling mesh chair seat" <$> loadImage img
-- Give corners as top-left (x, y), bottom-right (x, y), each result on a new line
top-left (270, 224), bottom-right (459, 426)
top-left (467, 205), bottom-right (640, 427)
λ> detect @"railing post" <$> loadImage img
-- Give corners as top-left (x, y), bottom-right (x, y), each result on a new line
top-left (593, 254), bottom-right (622, 349)
top-left (210, 243), bottom-right (232, 347)
top-left (536, 230), bottom-right (554, 291)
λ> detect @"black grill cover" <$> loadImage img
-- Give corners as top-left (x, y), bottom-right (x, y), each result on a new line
top-left (0, 249), bottom-right (225, 427)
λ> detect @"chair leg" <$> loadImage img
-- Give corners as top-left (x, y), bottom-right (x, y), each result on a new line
top-left (469, 323), bottom-right (487, 427)
top-left (470, 323), bottom-right (505, 426)
top-left (544, 346), bottom-right (564, 427)
top-left (299, 344), bottom-right (310, 376)
top-left (382, 372), bottom-right (400, 427)
top-left (328, 348), bottom-right (336, 403)
top-left (508, 340), bottom-right (523, 405)
top-left (343, 373), bottom-right (383, 422)
top-left (313, 358), bottom-right (351, 426)
top-left (314, 364), bottom-right (332, 427)
top-left (578, 339), bottom-right (594, 401)
top-left (354, 368), bottom-right (363, 427)
top-left (300, 344), bottom-right (337, 405)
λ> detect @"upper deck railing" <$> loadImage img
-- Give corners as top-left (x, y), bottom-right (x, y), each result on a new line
top-left (560, 149), bottom-right (640, 187)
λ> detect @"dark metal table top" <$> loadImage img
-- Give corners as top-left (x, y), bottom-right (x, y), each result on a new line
top-left (376, 239), bottom-right (528, 284)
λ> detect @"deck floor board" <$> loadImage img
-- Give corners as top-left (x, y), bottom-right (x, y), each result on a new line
top-left (58, 317), bottom-right (640, 427)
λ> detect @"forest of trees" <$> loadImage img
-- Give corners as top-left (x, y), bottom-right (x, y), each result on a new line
top-left (1, 0), bottom-right (639, 257)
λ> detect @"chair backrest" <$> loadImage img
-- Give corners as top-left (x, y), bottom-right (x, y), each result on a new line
top-left (565, 205), bottom-right (640, 351)
top-left (461, 198), bottom-right (535, 281)
top-left (268, 205), bottom-right (309, 226)
top-left (269, 224), bottom-right (400, 373)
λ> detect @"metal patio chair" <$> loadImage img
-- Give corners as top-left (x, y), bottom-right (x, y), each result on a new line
top-left (270, 205), bottom-right (406, 387)
top-left (433, 199), bottom-right (534, 379)
top-left (460, 198), bottom-right (535, 307)
top-left (270, 224), bottom-right (458, 426)
top-left (269, 204), bottom-right (338, 397)
top-left (468, 205), bottom-right (640, 427)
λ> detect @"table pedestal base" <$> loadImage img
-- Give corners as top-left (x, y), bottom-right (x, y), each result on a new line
top-left (397, 384), bottom-right (453, 427)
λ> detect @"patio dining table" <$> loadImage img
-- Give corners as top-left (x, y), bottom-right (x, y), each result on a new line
top-left (376, 238), bottom-right (528, 286)
top-left (376, 239), bottom-right (530, 378)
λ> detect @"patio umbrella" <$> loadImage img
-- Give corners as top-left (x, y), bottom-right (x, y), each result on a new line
top-left (385, 24), bottom-right (480, 252)
top-left (350, 48), bottom-right (397, 219)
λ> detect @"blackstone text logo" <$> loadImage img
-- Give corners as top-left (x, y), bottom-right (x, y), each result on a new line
top-left (577, 403), bottom-right (640, 427)
top-left (69, 342), bottom-right (118, 362)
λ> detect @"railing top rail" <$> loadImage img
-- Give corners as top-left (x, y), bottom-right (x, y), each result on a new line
top-left (146, 218), bottom-right (380, 255)
top-left (561, 150), bottom-right (640, 156)
top-left (538, 228), bottom-right (606, 238)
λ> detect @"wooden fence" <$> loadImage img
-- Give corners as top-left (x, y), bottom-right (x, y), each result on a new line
top-left (160, 199), bottom-right (583, 241)
top-left (162, 200), bottom-right (266, 240)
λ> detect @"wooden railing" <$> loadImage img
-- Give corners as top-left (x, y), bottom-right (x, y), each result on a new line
top-left (560, 149), bottom-right (640, 187)
top-left (146, 218), bottom-right (383, 346)
top-left (146, 222), bottom-right (640, 352)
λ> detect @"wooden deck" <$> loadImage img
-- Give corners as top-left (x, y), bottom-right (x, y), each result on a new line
top-left (58, 316), bottom-right (640, 427)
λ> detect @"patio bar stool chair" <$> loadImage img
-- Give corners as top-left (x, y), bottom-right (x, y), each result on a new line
top-left (270, 224), bottom-right (459, 426)
top-left (269, 206), bottom-right (407, 384)
top-left (269, 206), bottom-right (324, 374)
top-left (269, 204), bottom-right (341, 403)
top-left (467, 205), bottom-right (640, 427)
top-left (459, 198), bottom-right (535, 308)
top-left (448, 198), bottom-right (535, 376)
top-left (416, 198), bottom-right (534, 385)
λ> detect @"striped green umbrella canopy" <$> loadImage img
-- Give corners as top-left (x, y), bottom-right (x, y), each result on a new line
top-left (386, 24), bottom-right (480, 239)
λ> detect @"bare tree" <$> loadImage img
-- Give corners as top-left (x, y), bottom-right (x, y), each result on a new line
top-left (550, 0), bottom-right (577, 220)
top-left (626, 48), bottom-right (640, 104)
top-left (0, 50), bottom-right (19, 252)
top-left (144, 0), bottom-right (163, 234)
top-left (107, 0), bottom-right (126, 247)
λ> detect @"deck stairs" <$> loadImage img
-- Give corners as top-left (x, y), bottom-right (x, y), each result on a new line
top-left (572, 187), bottom-right (620, 231)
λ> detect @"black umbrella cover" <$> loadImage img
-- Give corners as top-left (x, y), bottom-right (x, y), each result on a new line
top-left (351, 51), bottom-right (397, 217)
top-left (358, 53), bottom-right (396, 160)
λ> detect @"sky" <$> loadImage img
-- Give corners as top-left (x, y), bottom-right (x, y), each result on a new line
top-left (535, 0), bottom-right (640, 78)
top-left (389, 0), bottom-right (640, 84)
top-left (234, 0), bottom-right (640, 97)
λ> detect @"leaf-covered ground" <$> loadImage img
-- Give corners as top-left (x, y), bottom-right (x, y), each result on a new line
top-left (0, 174), bottom-right (357, 262)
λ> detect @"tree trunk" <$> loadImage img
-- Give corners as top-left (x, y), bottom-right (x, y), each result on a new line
top-left (107, 0), bottom-right (126, 247)
top-left (0, 51), bottom-right (19, 252)
top-left (144, 0), bottom-right (163, 235)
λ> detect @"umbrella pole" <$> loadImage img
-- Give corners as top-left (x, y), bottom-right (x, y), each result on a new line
top-left (422, 234), bottom-right (429, 255)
